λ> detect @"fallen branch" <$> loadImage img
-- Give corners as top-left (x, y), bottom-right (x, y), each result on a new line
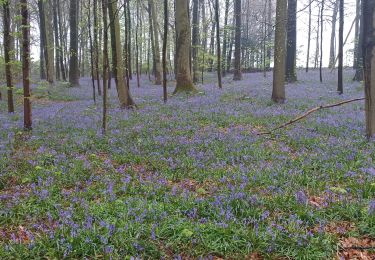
top-left (259, 97), bottom-right (365, 135)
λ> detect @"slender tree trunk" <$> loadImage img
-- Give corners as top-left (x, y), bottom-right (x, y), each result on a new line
top-left (38, 0), bottom-right (46, 80)
top-left (163, 0), bottom-right (168, 102)
top-left (174, 0), bottom-right (197, 93)
top-left (353, 0), bottom-right (361, 69)
top-left (233, 0), bottom-right (242, 80)
top-left (93, 0), bottom-right (102, 95)
top-left (52, 0), bottom-right (60, 81)
top-left (215, 0), bottom-right (222, 88)
top-left (222, 0), bottom-right (230, 76)
top-left (88, 0), bottom-right (96, 103)
top-left (266, 0), bottom-right (272, 69)
top-left (45, 1), bottom-right (54, 83)
top-left (354, 0), bottom-right (364, 81)
top-left (56, 0), bottom-right (66, 81)
top-left (3, 0), bottom-right (14, 112)
top-left (329, 0), bottom-right (339, 69)
top-left (21, 0), bottom-right (32, 130)
top-left (286, 0), bottom-right (297, 82)
top-left (319, 0), bottom-right (325, 83)
top-left (272, 0), bottom-right (287, 103)
top-left (306, 0), bottom-right (312, 72)
top-left (314, 6), bottom-right (321, 69)
top-left (192, 0), bottom-right (200, 83)
top-left (102, 0), bottom-right (108, 134)
top-left (149, 0), bottom-right (162, 85)
top-left (69, 0), bottom-right (80, 86)
top-left (136, 1), bottom-right (140, 88)
top-left (338, 0), bottom-right (344, 94)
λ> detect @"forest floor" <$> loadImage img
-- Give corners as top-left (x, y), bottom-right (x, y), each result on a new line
top-left (0, 69), bottom-right (374, 259)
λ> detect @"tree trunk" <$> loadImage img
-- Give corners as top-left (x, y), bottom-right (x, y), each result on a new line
top-left (56, 0), bottom-right (66, 81)
top-left (149, 0), bottom-right (162, 85)
top-left (69, 0), bottom-right (80, 86)
top-left (215, 0), bottom-right (222, 88)
top-left (363, 0), bottom-right (375, 138)
top-left (173, 0), bottom-right (197, 93)
top-left (286, 0), bottom-right (297, 82)
top-left (192, 0), bottom-right (200, 83)
top-left (319, 1), bottom-right (325, 83)
top-left (233, 0), bottom-right (242, 80)
top-left (306, 0), bottom-right (312, 72)
top-left (163, 0), bottom-right (168, 102)
top-left (108, 0), bottom-right (135, 108)
top-left (38, 0), bottom-right (46, 80)
top-left (52, 0), bottom-right (60, 81)
top-left (272, 0), bottom-right (287, 103)
top-left (353, 0), bottom-right (361, 69)
top-left (3, 0), bottom-right (14, 112)
top-left (21, 0), bottom-right (32, 130)
top-left (93, 0), bottom-right (102, 95)
top-left (338, 0), bottom-right (344, 94)
top-left (314, 6), bottom-right (320, 69)
top-left (354, 0), bottom-right (364, 81)
top-left (102, 0), bottom-right (108, 134)
top-left (222, 0), bottom-right (230, 76)
top-left (329, 0), bottom-right (339, 69)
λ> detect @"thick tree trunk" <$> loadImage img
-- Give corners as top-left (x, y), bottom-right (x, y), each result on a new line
top-left (173, 0), bottom-right (197, 93)
top-left (3, 0), bottom-right (14, 113)
top-left (286, 0), bottom-right (297, 82)
top-left (272, 0), bottom-right (287, 103)
top-left (363, 0), bottom-right (375, 138)
top-left (353, 0), bottom-right (361, 69)
top-left (21, 0), bottom-right (32, 130)
top-left (108, 0), bottom-right (135, 108)
top-left (233, 0), bottom-right (242, 80)
top-left (338, 0), bottom-right (344, 94)
top-left (69, 0), bottom-right (80, 86)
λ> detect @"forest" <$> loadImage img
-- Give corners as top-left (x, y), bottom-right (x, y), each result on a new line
top-left (0, 0), bottom-right (374, 259)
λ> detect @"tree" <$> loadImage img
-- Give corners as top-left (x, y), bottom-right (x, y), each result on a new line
top-left (192, 0), bottom-right (200, 83)
top-left (306, 0), bottom-right (312, 72)
top-left (319, 0), bottom-right (325, 83)
top-left (329, 0), bottom-right (339, 69)
top-left (69, 0), bottom-right (80, 86)
top-left (173, 0), bottom-right (197, 93)
top-left (233, 0), bottom-right (242, 81)
top-left (215, 0), bottom-right (222, 88)
top-left (102, 0), bottom-right (108, 134)
top-left (363, 0), bottom-right (375, 138)
top-left (285, 0), bottom-right (297, 83)
top-left (149, 0), bottom-right (162, 85)
top-left (338, 0), bottom-right (344, 94)
top-left (354, 0), bottom-right (364, 81)
top-left (3, 0), bottom-right (15, 113)
top-left (222, 0), bottom-right (230, 76)
top-left (108, 0), bottom-right (135, 108)
top-left (272, 0), bottom-right (287, 103)
top-left (21, 0), bottom-right (32, 130)
top-left (163, 0), bottom-right (168, 102)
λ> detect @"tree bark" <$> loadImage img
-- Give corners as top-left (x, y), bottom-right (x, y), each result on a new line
top-left (173, 0), bottom-right (197, 93)
top-left (108, 0), bottom-right (135, 108)
top-left (69, 0), bottom-right (80, 86)
top-left (3, 0), bottom-right (14, 112)
top-left (319, 0), bottom-right (325, 83)
top-left (215, 0), bottom-right (222, 88)
top-left (233, 0), bottom-right (242, 80)
top-left (272, 0), bottom-right (287, 103)
top-left (149, 0), bottom-right (162, 85)
top-left (192, 0), bottom-right (200, 83)
top-left (362, 0), bottom-right (375, 138)
top-left (286, 0), bottom-right (297, 82)
top-left (329, 0), bottom-right (339, 69)
top-left (163, 0), bottom-right (168, 102)
top-left (21, 0), bottom-right (32, 130)
top-left (306, 0), bottom-right (312, 72)
top-left (338, 0), bottom-right (344, 94)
